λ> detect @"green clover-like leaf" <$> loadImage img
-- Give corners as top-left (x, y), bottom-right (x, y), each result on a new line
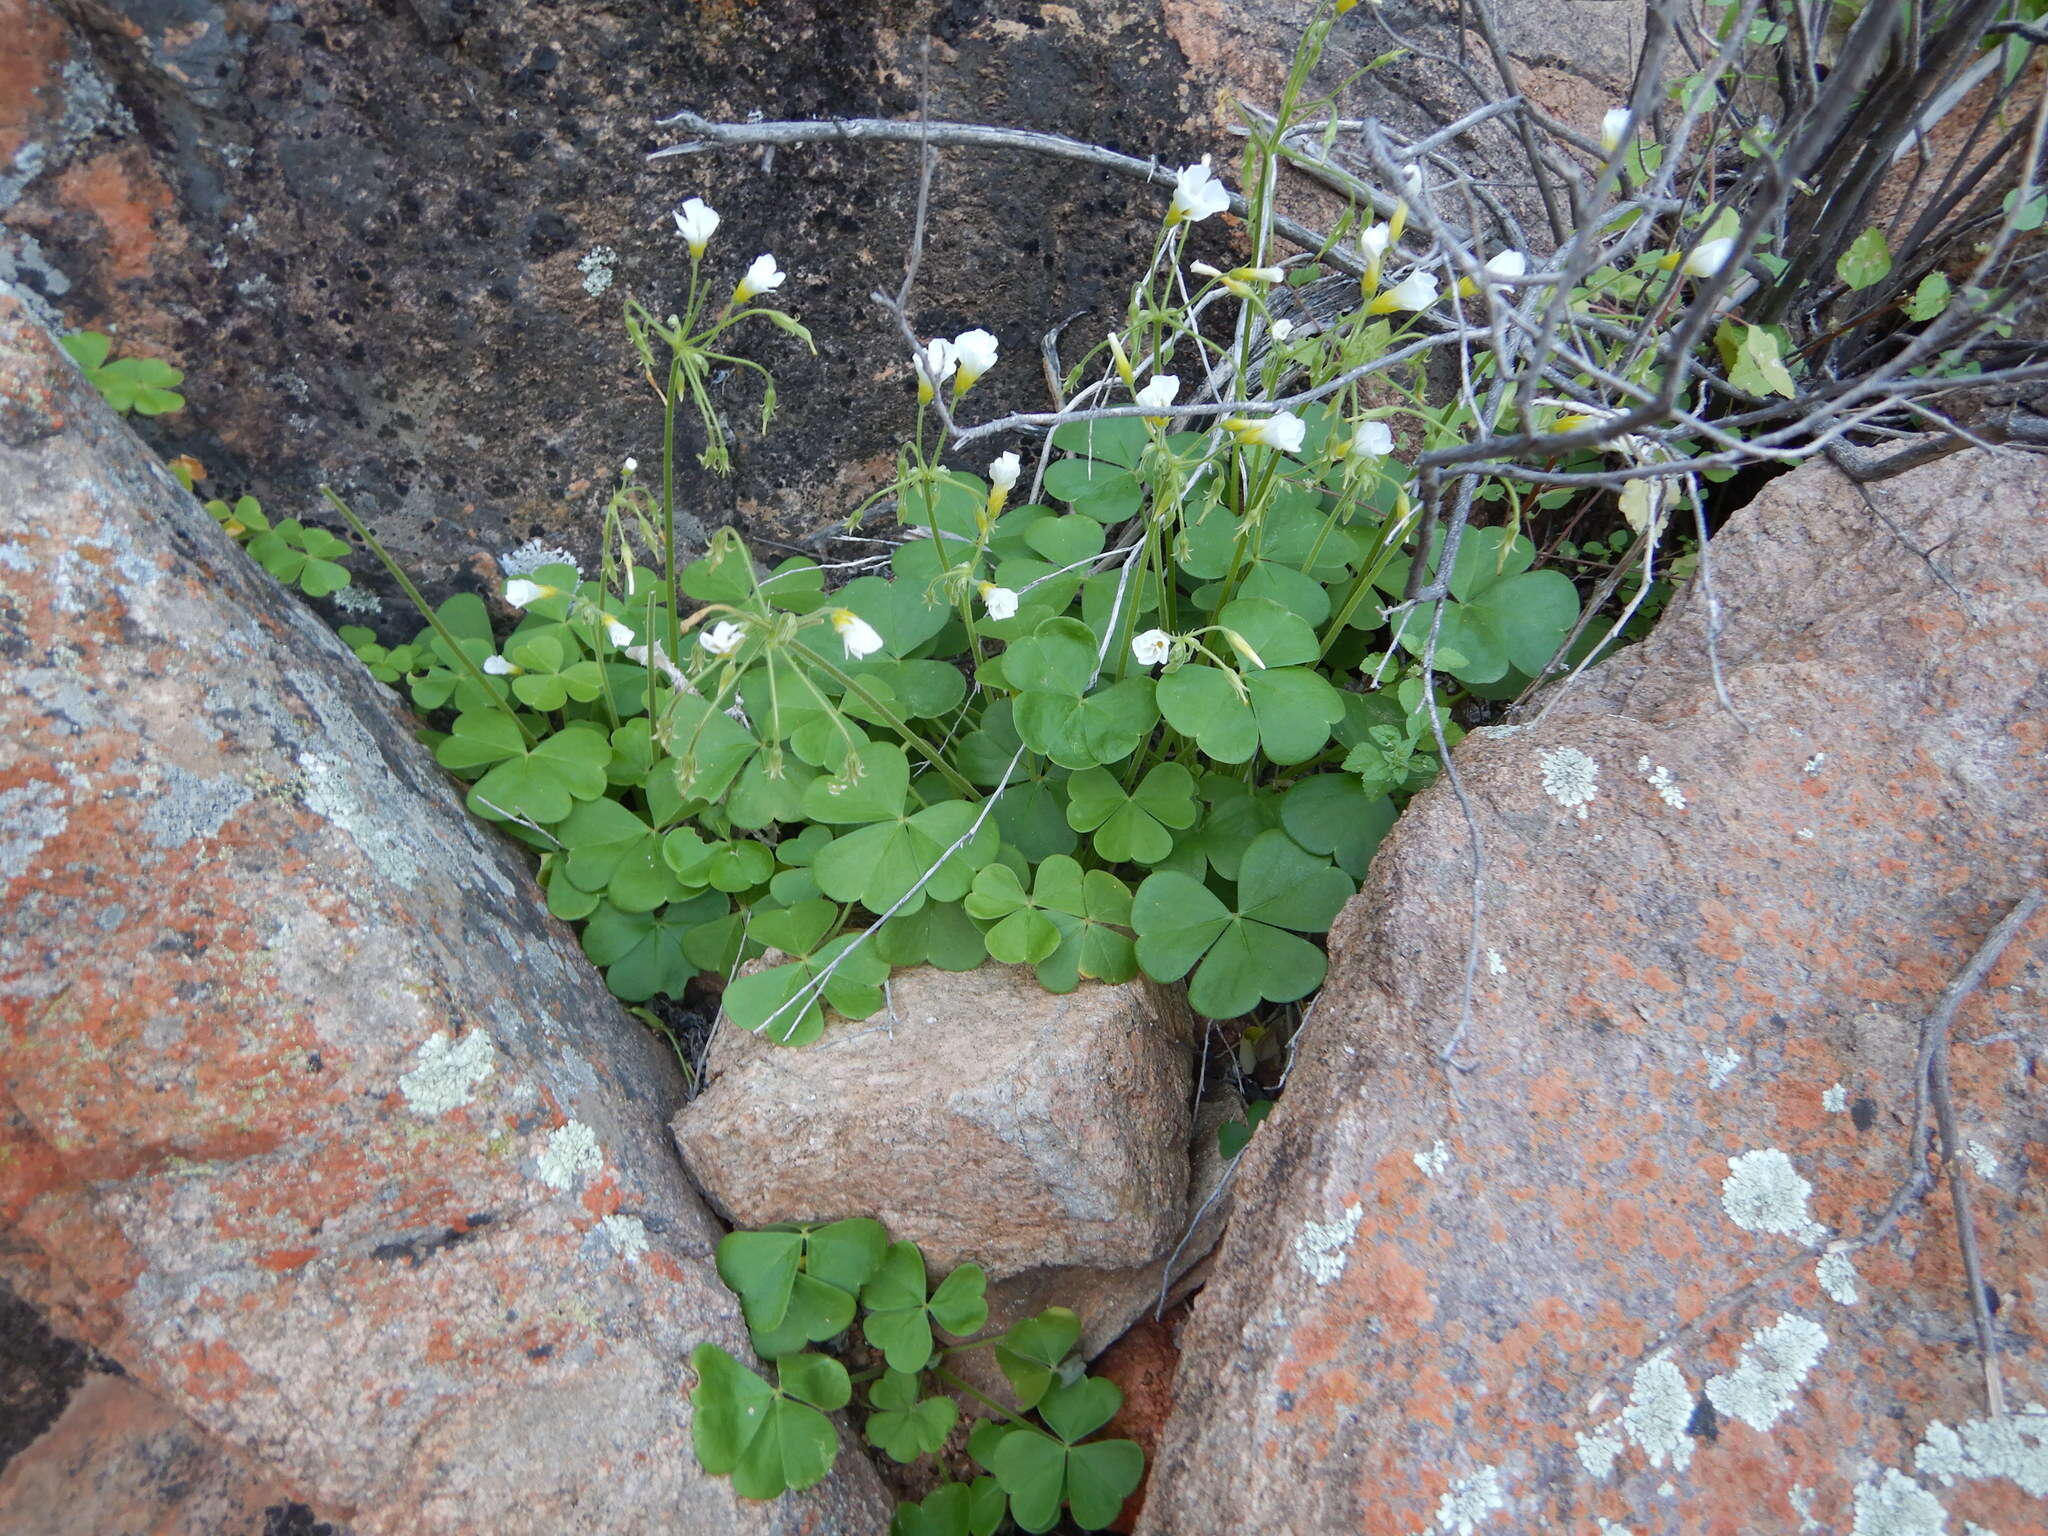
top-left (434, 714), bottom-right (611, 825)
top-left (813, 800), bottom-right (996, 916)
top-left (992, 1378), bottom-right (1144, 1534)
top-left (1063, 762), bottom-right (1197, 864)
top-left (865, 1368), bottom-right (959, 1463)
top-left (688, 1344), bottom-right (844, 1500)
top-left (995, 1307), bottom-right (1080, 1410)
top-left (1379, 526), bottom-right (1580, 686)
top-left (580, 890), bottom-right (727, 1003)
top-left (1133, 830), bottom-right (1352, 1018)
top-left (890, 1478), bottom-right (1008, 1536)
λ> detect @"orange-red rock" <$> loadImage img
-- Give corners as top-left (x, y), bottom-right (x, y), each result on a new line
top-left (1140, 454), bottom-right (2048, 1535)
top-left (0, 291), bottom-right (887, 1534)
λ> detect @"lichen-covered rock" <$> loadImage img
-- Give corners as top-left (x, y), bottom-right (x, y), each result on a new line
top-left (0, 1374), bottom-right (300, 1536)
top-left (0, 287), bottom-right (888, 1533)
top-left (1138, 453), bottom-right (2048, 1535)
top-left (674, 965), bottom-right (1198, 1281)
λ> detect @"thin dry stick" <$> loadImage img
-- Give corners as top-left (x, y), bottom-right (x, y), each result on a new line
top-left (650, 112), bottom-right (1360, 274)
top-left (1921, 875), bottom-right (2045, 1417)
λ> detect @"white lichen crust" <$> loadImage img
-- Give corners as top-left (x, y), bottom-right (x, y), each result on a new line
top-left (1294, 1202), bottom-right (1363, 1286)
top-left (536, 1120), bottom-right (603, 1191)
top-left (1721, 1148), bottom-right (1826, 1242)
top-left (398, 1030), bottom-right (496, 1117)
top-left (1849, 1467), bottom-right (1945, 1536)
top-left (1622, 1357), bottom-right (1695, 1470)
top-left (1704, 1313), bottom-right (1828, 1431)
top-left (1916, 1404), bottom-right (2048, 1498)
top-left (1540, 747), bottom-right (1600, 818)
top-left (1434, 1465), bottom-right (1506, 1535)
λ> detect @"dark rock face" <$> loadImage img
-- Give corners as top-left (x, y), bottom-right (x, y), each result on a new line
top-left (1136, 452), bottom-right (2048, 1534)
top-left (2, 0), bottom-right (1647, 599)
top-left (0, 287), bottom-right (889, 1532)
top-left (2, 0), bottom-right (1198, 589)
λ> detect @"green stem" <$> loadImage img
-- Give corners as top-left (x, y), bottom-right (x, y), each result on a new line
top-left (788, 639), bottom-right (983, 800)
top-left (932, 1368), bottom-right (1034, 1430)
top-left (662, 351), bottom-right (683, 664)
top-left (320, 487), bottom-right (534, 746)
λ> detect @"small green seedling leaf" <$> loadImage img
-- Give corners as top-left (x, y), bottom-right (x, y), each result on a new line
top-left (1835, 226), bottom-right (1891, 291)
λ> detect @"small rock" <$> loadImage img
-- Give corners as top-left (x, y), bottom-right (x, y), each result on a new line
top-left (673, 964), bottom-right (1198, 1279)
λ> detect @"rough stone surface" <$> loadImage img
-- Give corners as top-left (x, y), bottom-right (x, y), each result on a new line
top-left (674, 964), bottom-right (1198, 1280)
top-left (4, 0), bottom-right (1650, 596)
top-left (0, 1373), bottom-right (302, 1536)
top-left (1138, 452), bottom-right (2048, 1535)
top-left (0, 287), bottom-right (888, 1534)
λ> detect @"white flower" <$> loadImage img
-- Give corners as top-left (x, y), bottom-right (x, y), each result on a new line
top-left (915, 336), bottom-right (958, 399)
top-left (1132, 628), bottom-right (1173, 666)
top-left (988, 451), bottom-right (1021, 492)
top-left (1484, 250), bottom-right (1527, 282)
top-left (1369, 269), bottom-right (1440, 314)
top-left (979, 583), bottom-right (1019, 620)
top-left (1600, 106), bottom-right (1633, 153)
top-left (1270, 318), bottom-right (1296, 342)
top-left (951, 328), bottom-right (999, 391)
top-left (504, 578), bottom-right (557, 608)
top-left (1682, 236), bottom-right (1737, 278)
top-left (1350, 420), bottom-right (1395, 458)
top-left (830, 608), bottom-right (885, 660)
top-left (673, 197), bottom-right (720, 258)
top-left (1358, 223), bottom-right (1392, 263)
top-left (605, 619), bottom-right (634, 647)
top-left (1458, 250), bottom-right (1528, 298)
top-left (1399, 163), bottom-right (1425, 200)
top-left (622, 456), bottom-right (638, 473)
top-left (699, 620), bottom-right (746, 656)
top-left (1135, 374), bottom-right (1180, 411)
top-left (735, 253), bottom-right (785, 302)
top-left (1169, 156), bottom-right (1231, 224)
top-left (1227, 411), bottom-right (1308, 454)
top-left (624, 644), bottom-right (651, 666)
top-left (482, 654), bottom-right (518, 676)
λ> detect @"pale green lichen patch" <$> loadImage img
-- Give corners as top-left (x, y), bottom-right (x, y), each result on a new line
top-left (0, 781), bottom-right (69, 881)
top-left (1622, 1357), bottom-right (1695, 1470)
top-left (1822, 1084), bottom-right (1848, 1113)
top-left (399, 1030), bottom-right (496, 1116)
top-left (137, 761), bottom-right (252, 848)
top-left (1294, 1202), bottom-right (1362, 1286)
top-left (1849, 1467), bottom-right (1945, 1536)
top-left (1704, 1313), bottom-right (1828, 1431)
top-left (536, 1120), bottom-right (603, 1191)
top-left (1816, 1249), bottom-right (1860, 1305)
top-left (1915, 1403), bottom-right (2048, 1498)
top-left (601, 1213), bottom-right (649, 1263)
top-left (1434, 1465), bottom-right (1505, 1535)
top-left (1413, 1140), bottom-right (1451, 1177)
top-left (1575, 1423), bottom-right (1624, 1479)
top-left (1721, 1148), bottom-right (1826, 1243)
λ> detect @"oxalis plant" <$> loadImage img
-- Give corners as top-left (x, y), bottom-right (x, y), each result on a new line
top-left (330, 145), bottom-right (1602, 1044)
top-left (695, 1219), bottom-right (1142, 1533)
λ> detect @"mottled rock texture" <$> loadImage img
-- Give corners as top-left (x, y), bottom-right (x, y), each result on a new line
top-left (0, 287), bottom-right (888, 1533)
top-left (0, 1373), bottom-right (299, 1536)
top-left (1138, 452), bottom-right (2048, 1535)
top-left (674, 965), bottom-right (1198, 1280)
top-left (3, 0), bottom-right (1648, 593)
